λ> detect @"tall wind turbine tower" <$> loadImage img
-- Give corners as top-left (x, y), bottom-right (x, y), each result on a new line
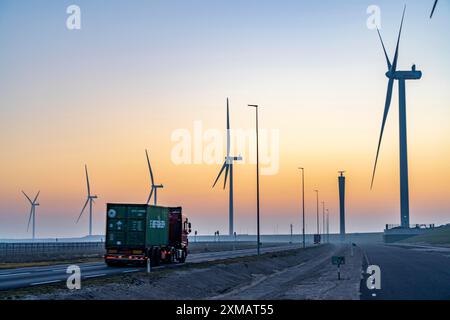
top-left (145, 150), bottom-right (164, 206)
top-left (213, 98), bottom-right (242, 236)
top-left (76, 165), bottom-right (98, 236)
top-left (22, 191), bottom-right (40, 240)
top-left (338, 171), bottom-right (346, 240)
top-left (371, 7), bottom-right (422, 228)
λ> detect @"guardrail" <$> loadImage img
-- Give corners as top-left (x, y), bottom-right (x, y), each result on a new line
top-left (385, 224), bottom-right (436, 230)
top-left (0, 242), bottom-right (104, 257)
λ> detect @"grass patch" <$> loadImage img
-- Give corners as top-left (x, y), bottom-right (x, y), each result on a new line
top-left (400, 225), bottom-right (450, 245)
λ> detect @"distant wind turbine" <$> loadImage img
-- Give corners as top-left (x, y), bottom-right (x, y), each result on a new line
top-left (22, 190), bottom-right (40, 240)
top-left (371, 6), bottom-right (422, 228)
top-left (430, 0), bottom-right (438, 18)
top-left (212, 98), bottom-right (242, 236)
top-left (76, 165), bottom-right (98, 236)
top-left (146, 150), bottom-right (164, 205)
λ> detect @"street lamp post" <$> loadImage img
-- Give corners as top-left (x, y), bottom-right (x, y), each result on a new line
top-left (248, 104), bottom-right (260, 255)
top-left (326, 209), bottom-right (330, 243)
top-left (299, 167), bottom-right (305, 249)
top-left (314, 190), bottom-right (319, 236)
top-left (322, 201), bottom-right (325, 237)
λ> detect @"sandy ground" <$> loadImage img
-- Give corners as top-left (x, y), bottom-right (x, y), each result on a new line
top-left (21, 243), bottom-right (362, 300)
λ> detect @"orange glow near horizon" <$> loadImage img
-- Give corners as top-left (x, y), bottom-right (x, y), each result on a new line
top-left (0, 1), bottom-right (449, 238)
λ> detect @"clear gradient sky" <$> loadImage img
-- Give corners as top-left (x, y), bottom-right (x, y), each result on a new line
top-left (0, 0), bottom-right (449, 238)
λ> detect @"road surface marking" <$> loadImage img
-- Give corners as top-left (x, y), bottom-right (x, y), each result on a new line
top-left (31, 280), bottom-right (61, 286)
top-left (51, 265), bottom-right (103, 272)
top-left (123, 270), bottom-right (139, 273)
top-left (84, 273), bottom-right (107, 279)
top-left (0, 272), bottom-right (32, 277)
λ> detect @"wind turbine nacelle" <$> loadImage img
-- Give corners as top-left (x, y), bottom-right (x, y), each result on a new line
top-left (226, 156), bottom-right (243, 162)
top-left (386, 70), bottom-right (422, 80)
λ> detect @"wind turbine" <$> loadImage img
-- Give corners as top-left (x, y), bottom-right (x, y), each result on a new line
top-left (146, 150), bottom-right (164, 206)
top-left (213, 98), bottom-right (242, 236)
top-left (76, 165), bottom-right (98, 236)
top-left (430, 0), bottom-right (438, 18)
top-left (22, 190), bottom-right (40, 240)
top-left (371, 6), bottom-right (422, 228)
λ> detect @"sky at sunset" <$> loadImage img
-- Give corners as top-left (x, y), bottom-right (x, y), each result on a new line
top-left (0, 0), bottom-right (449, 239)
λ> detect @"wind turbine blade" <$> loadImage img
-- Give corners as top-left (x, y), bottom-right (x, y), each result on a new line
top-left (226, 98), bottom-right (231, 159)
top-left (145, 149), bottom-right (155, 186)
top-left (33, 190), bottom-right (40, 204)
top-left (212, 161), bottom-right (227, 188)
top-left (27, 207), bottom-right (33, 231)
top-left (223, 164), bottom-right (229, 190)
top-left (146, 188), bottom-right (154, 205)
top-left (376, 29), bottom-right (392, 70)
top-left (430, 0), bottom-right (438, 18)
top-left (76, 199), bottom-right (89, 223)
top-left (391, 6), bottom-right (406, 73)
top-left (85, 165), bottom-right (91, 196)
top-left (22, 191), bottom-right (33, 204)
top-left (371, 78), bottom-right (394, 189)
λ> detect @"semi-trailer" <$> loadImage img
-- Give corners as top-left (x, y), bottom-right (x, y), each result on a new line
top-left (104, 203), bottom-right (191, 267)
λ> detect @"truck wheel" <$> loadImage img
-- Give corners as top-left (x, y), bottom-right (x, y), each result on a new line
top-left (152, 248), bottom-right (161, 267)
top-left (105, 260), bottom-right (116, 267)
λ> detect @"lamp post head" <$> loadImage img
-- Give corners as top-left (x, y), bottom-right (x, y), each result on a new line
top-left (248, 104), bottom-right (258, 108)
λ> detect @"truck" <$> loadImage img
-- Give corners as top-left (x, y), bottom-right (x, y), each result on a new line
top-left (104, 203), bottom-right (191, 267)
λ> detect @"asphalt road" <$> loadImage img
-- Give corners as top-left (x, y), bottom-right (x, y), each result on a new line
top-left (359, 243), bottom-right (450, 300)
top-left (0, 244), bottom-right (302, 291)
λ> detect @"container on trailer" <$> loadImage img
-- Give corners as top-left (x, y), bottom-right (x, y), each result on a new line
top-left (105, 203), bottom-right (189, 267)
top-left (106, 204), bottom-right (169, 249)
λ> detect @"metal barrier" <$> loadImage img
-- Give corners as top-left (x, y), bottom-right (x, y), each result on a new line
top-left (385, 224), bottom-right (436, 230)
top-left (0, 242), bottom-right (104, 257)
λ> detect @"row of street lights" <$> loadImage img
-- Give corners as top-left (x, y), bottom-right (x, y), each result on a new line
top-left (248, 105), bottom-right (333, 254)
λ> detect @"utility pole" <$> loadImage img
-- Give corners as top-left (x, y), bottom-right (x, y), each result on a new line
top-left (326, 209), bottom-right (330, 243)
top-left (299, 167), bottom-right (305, 248)
top-left (314, 190), bottom-right (319, 235)
top-left (249, 104), bottom-right (261, 255)
top-left (290, 223), bottom-right (293, 244)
